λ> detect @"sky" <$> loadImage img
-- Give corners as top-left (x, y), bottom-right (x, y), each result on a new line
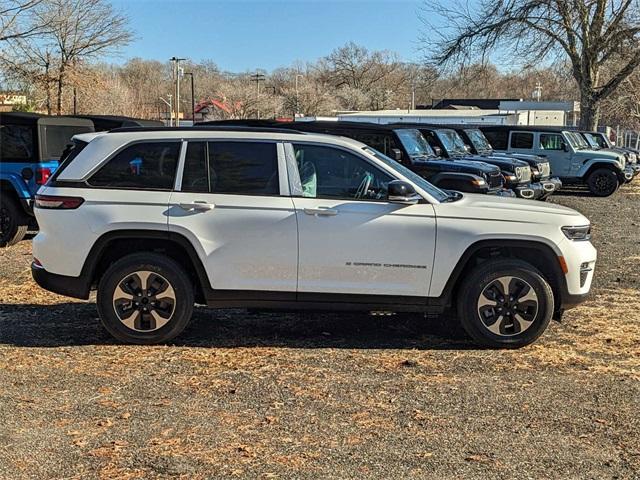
top-left (108, 0), bottom-right (426, 72)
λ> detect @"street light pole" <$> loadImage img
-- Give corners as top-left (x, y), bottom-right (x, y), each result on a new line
top-left (294, 74), bottom-right (303, 117)
top-left (170, 57), bottom-right (186, 126)
top-left (160, 95), bottom-right (173, 127)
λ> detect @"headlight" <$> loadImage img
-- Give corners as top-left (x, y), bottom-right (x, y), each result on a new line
top-left (472, 178), bottom-right (486, 186)
top-left (562, 225), bottom-right (591, 241)
top-left (515, 166), bottom-right (531, 182)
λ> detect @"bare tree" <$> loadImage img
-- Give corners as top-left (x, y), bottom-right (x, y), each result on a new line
top-left (422, 0), bottom-right (640, 129)
top-left (0, 0), bottom-right (49, 42)
top-left (30, 0), bottom-right (132, 114)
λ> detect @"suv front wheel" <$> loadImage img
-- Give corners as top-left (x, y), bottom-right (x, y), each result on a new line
top-left (587, 168), bottom-right (619, 196)
top-left (456, 259), bottom-right (554, 348)
top-left (97, 253), bottom-right (194, 344)
top-left (0, 193), bottom-right (29, 248)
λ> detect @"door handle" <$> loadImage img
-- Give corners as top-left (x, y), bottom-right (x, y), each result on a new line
top-left (179, 201), bottom-right (215, 211)
top-left (304, 207), bottom-right (338, 216)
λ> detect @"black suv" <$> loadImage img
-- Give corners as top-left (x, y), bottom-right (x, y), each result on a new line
top-left (452, 127), bottom-right (562, 198)
top-left (203, 120), bottom-right (510, 196)
top-left (391, 124), bottom-right (554, 200)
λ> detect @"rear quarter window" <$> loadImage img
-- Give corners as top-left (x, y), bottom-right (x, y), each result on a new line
top-left (89, 141), bottom-right (180, 190)
top-left (483, 130), bottom-right (508, 150)
top-left (510, 132), bottom-right (534, 149)
top-left (0, 124), bottom-right (35, 162)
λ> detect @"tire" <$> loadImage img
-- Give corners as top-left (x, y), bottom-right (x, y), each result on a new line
top-left (0, 193), bottom-right (29, 247)
top-left (587, 168), bottom-right (619, 197)
top-left (456, 259), bottom-right (554, 348)
top-left (97, 252), bottom-right (194, 344)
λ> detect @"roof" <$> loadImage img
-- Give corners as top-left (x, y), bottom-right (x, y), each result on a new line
top-left (73, 115), bottom-right (163, 130)
top-left (0, 112), bottom-right (94, 128)
top-left (479, 125), bottom-right (568, 133)
top-left (430, 98), bottom-right (521, 109)
top-left (109, 125), bottom-right (305, 135)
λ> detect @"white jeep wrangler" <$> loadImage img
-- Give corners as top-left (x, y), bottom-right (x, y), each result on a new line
top-left (32, 127), bottom-right (596, 347)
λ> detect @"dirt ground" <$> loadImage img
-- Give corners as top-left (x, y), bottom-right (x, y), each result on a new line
top-left (0, 183), bottom-right (639, 479)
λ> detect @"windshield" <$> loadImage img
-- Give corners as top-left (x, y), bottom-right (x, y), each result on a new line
top-left (592, 133), bottom-right (610, 148)
top-left (394, 129), bottom-right (435, 158)
top-left (464, 129), bottom-right (492, 152)
top-left (582, 133), bottom-right (601, 149)
top-left (436, 129), bottom-right (468, 154)
top-left (567, 131), bottom-right (589, 149)
top-left (363, 147), bottom-right (450, 202)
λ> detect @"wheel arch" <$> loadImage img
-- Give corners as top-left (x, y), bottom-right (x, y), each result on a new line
top-left (438, 239), bottom-right (566, 316)
top-left (82, 230), bottom-right (212, 304)
top-left (580, 161), bottom-right (624, 183)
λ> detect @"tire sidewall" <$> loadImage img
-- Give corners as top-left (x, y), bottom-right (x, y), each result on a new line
top-left (97, 253), bottom-right (194, 344)
top-left (587, 169), bottom-right (619, 197)
top-left (0, 193), bottom-right (27, 247)
top-left (458, 262), bottom-right (554, 348)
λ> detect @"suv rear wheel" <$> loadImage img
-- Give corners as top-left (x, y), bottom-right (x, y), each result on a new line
top-left (456, 259), bottom-right (554, 348)
top-left (0, 193), bottom-right (29, 247)
top-left (97, 253), bottom-right (194, 344)
top-left (587, 168), bottom-right (619, 196)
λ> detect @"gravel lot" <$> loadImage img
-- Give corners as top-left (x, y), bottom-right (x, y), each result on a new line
top-left (1, 183), bottom-right (639, 479)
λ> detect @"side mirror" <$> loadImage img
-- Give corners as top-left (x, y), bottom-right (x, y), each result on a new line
top-left (387, 180), bottom-right (421, 205)
top-left (433, 146), bottom-right (442, 157)
top-left (464, 144), bottom-right (471, 152)
top-left (391, 148), bottom-right (403, 162)
top-left (562, 143), bottom-right (569, 152)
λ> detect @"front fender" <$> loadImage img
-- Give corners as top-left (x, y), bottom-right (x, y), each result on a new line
top-left (576, 159), bottom-right (622, 179)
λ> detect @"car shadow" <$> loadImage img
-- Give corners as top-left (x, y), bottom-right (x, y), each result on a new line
top-left (0, 302), bottom-right (475, 350)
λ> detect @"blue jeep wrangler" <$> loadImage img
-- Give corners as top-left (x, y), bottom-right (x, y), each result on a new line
top-left (0, 112), bottom-right (94, 247)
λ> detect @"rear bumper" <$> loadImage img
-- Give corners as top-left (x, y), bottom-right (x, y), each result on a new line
top-left (31, 262), bottom-right (90, 300)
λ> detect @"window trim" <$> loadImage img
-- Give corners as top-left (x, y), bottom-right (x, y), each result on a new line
top-left (176, 138), bottom-right (285, 197)
top-left (538, 133), bottom-right (565, 151)
top-left (286, 140), bottom-right (398, 203)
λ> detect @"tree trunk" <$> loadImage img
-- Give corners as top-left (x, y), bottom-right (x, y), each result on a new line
top-left (579, 91), bottom-right (600, 130)
top-left (56, 63), bottom-right (65, 115)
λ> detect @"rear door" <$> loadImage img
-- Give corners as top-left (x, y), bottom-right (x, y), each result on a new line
top-left (168, 140), bottom-right (298, 295)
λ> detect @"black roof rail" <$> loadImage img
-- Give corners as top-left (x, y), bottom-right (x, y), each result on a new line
top-left (107, 125), bottom-right (306, 134)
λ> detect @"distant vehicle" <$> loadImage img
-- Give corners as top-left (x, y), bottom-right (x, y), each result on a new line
top-left (32, 126), bottom-right (596, 347)
top-left (0, 112), bottom-right (94, 246)
top-left (480, 125), bottom-right (634, 196)
top-left (391, 123), bottom-right (556, 200)
top-left (203, 120), bottom-right (511, 197)
top-left (72, 115), bottom-right (164, 132)
top-left (578, 131), bottom-right (639, 180)
top-left (452, 127), bottom-right (562, 198)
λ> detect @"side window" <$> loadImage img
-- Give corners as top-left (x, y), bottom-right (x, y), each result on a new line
top-left (352, 132), bottom-right (387, 154)
top-left (292, 144), bottom-right (393, 200)
top-left (89, 142), bottom-right (180, 189)
top-left (483, 130), bottom-right (508, 149)
top-left (0, 124), bottom-right (35, 162)
top-left (539, 134), bottom-right (565, 151)
top-left (181, 142), bottom-right (209, 193)
top-left (208, 141), bottom-right (279, 195)
top-left (510, 132), bottom-right (534, 149)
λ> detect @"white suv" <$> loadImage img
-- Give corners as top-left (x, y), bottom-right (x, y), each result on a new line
top-left (31, 127), bottom-right (597, 347)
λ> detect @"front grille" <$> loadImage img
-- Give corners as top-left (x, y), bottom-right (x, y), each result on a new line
top-left (488, 171), bottom-right (504, 189)
top-left (539, 162), bottom-right (551, 178)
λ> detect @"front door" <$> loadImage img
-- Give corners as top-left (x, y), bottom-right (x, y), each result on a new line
top-left (535, 133), bottom-right (572, 176)
top-left (168, 140), bottom-right (298, 294)
top-left (287, 142), bottom-right (436, 299)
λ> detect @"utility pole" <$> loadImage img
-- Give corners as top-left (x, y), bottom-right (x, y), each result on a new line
top-left (184, 72), bottom-right (195, 124)
top-left (533, 82), bottom-right (542, 102)
top-left (170, 57), bottom-right (186, 126)
top-left (294, 73), bottom-right (303, 117)
top-left (250, 70), bottom-right (266, 118)
top-left (160, 95), bottom-right (173, 126)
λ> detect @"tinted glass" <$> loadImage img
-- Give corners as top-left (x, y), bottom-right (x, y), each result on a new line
top-left (0, 124), bottom-right (34, 162)
top-left (510, 132), bottom-right (534, 149)
top-left (349, 132), bottom-right (397, 157)
top-left (539, 134), bottom-right (565, 151)
top-left (209, 141), bottom-right (279, 195)
top-left (41, 125), bottom-right (93, 159)
top-left (181, 141), bottom-right (209, 192)
top-left (483, 130), bottom-right (508, 149)
top-left (90, 142), bottom-right (180, 189)
top-left (293, 144), bottom-right (392, 200)
top-left (50, 139), bottom-right (88, 182)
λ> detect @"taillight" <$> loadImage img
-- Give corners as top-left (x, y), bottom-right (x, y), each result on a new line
top-left (35, 167), bottom-right (52, 185)
top-left (34, 194), bottom-right (84, 209)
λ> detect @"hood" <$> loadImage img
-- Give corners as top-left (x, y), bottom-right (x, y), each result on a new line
top-left (436, 192), bottom-right (589, 227)
top-left (576, 148), bottom-right (623, 161)
top-left (463, 154), bottom-right (529, 170)
top-left (414, 157), bottom-right (501, 175)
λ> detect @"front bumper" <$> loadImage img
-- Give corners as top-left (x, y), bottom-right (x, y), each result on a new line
top-left (540, 177), bottom-right (562, 196)
top-left (623, 166), bottom-right (636, 182)
top-left (494, 188), bottom-right (517, 198)
top-left (513, 182), bottom-right (545, 200)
